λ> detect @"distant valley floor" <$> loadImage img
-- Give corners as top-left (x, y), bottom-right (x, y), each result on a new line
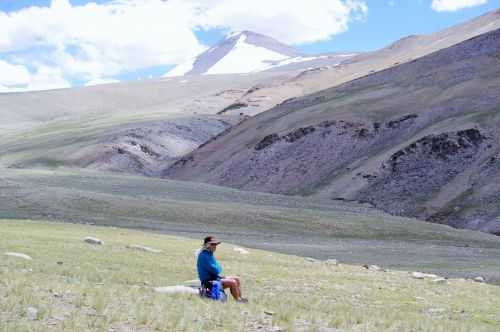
top-left (1, 168), bottom-right (500, 284)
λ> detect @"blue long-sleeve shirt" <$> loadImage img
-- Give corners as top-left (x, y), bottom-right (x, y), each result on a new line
top-left (197, 249), bottom-right (222, 284)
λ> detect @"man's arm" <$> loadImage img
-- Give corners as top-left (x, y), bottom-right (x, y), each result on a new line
top-left (199, 251), bottom-right (222, 279)
top-left (207, 256), bottom-right (222, 277)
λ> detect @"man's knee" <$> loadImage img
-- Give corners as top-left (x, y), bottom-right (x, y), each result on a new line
top-left (222, 279), bottom-right (237, 288)
top-left (227, 276), bottom-right (240, 283)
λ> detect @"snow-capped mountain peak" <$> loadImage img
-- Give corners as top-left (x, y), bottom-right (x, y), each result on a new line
top-left (165, 31), bottom-right (358, 77)
top-left (165, 31), bottom-right (304, 76)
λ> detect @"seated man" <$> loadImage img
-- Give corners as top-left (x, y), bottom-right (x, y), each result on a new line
top-left (196, 236), bottom-right (247, 302)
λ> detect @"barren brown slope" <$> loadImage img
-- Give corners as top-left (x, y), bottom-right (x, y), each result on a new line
top-left (164, 28), bottom-right (500, 235)
top-left (228, 8), bottom-right (500, 117)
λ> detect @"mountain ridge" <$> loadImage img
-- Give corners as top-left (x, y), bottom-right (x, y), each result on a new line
top-left (165, 30), bottom-right (355, 76)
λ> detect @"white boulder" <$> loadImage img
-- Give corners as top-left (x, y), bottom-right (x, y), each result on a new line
top-left (363, 264), bottom-right (384, 272)
top-left (233, 247), bottom-right (250, 255)
top-left (5, 252), bottom-right (33, 260)
top-left (84, 237), bottom-right (103, 245)
top-left (127, 245), bottom-right (162, 253)
top-left (26, 306), bottom-right (38, 320)
top-left (325, 259), bottom-right (338, 266)
top-left (473, 276), bottom-right (486, 283)
top-left (432, 278), bottom-right (447, 284)
top-left (154, 286), bottom-right (199, 295)
top-left (411, 272), bottom-right (439, 280)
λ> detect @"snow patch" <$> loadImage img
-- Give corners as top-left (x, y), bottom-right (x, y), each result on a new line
top-left (205, 34), bottom-right (289, 75)
top-left (164, 58), bottom-right (196, 77)
top-left (258, 55), bottom-right (330, 71)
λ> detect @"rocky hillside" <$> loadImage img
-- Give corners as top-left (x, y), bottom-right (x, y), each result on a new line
top-left (223, 9), bottom-right (500, 117)
top-left (64, 117), bottom-right (241, 176)
top-left (164, 28), bottom-right (500, 235)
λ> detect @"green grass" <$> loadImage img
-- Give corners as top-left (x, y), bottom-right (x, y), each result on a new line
top-left (1, 220), bottom-right (500, 332)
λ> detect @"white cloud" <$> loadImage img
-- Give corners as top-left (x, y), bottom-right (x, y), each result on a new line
top-left (27, 66), bottom-right (71, 91)
top-left (0, 60), bottom-right (31, 86)
top-left (0, 0), bottom-right (206, 83)
top-left (431, 0), bottom-right (488, 12)
top-left (194, 0), bottom-right (368, 45)
top-left (0, 64), bottom-right (70, 93)
top-left (0, 0), bottom-right (367, 90)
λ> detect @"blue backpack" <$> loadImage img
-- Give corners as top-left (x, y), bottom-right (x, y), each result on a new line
top-left (200, 280), bottom-right (227, 302)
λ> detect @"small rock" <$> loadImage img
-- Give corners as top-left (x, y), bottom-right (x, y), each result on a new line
top-left (56, 261), bottom-right (63, 265)
top-left (5, 252), bottom-right (33, 260)
top-left (233, 247), bottom-right (250, 255)
top-left (305, 257), bottom-right (318, 263)
top-left (432, 278), bottom-right (447, 284)
top-left (84, 237), bottom-right (103, 245)
top-left (127, 245), bottom-right (161, 253)
top-left (264, 310), bottom-right (275, 316)
top-left (325, 259), bottom-right (338, 266)
top-left (411, 272), bottom-right (438, 279)
top-left (364, 264), bottom-right (383, 271)
top-left (26, 306), bottom-right (38, 320)
top-left (428, 308), bottom-right (446, 314)
top-left (473, 276), bottom-right (485, 283)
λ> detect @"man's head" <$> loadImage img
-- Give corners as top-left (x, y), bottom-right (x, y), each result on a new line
top-left (203, 236), bottom-right (221, 252)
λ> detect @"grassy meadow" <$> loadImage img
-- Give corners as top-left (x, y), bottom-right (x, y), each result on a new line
top-left (1, 220), bottom-right (500, 332)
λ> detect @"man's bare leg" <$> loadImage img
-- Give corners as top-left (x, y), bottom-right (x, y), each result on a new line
top-left (226, 276), bottom-right (241, 292)
top-left (221, 278), bottom-right (240, 300)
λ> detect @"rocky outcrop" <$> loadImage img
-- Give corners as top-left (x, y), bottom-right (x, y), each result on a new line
top-left (255, 126), bottom-right (316, 151)
top-left (218, 102), bottom-right (248, 115)
top-left (168, 114), bottom-right (420, 195)
top-left (355, 128), bottom-right (491, 218)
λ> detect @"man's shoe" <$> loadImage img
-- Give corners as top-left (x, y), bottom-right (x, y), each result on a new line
top-left (237, 298), bottom-right (248, 303)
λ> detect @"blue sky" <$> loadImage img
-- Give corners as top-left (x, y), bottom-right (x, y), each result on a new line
top-left (0, 0), bottom-right (498, 92)
top-left (303, 0), bottom-right (500, 53)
